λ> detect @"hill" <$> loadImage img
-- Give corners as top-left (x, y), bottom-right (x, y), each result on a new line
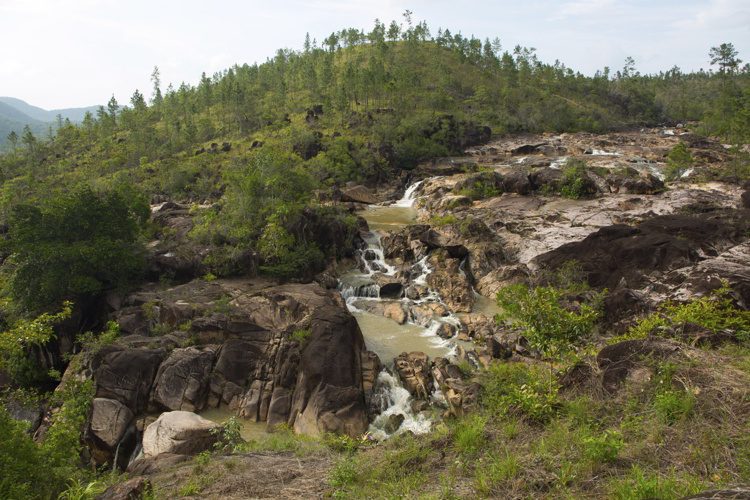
top-left (0, 97), bottom-right (99, 149)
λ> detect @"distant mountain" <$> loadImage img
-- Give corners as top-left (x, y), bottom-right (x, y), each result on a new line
top-left (0, 97), bottom-right (99, 123)
top-left (0, 97), bottom-right (99, 149)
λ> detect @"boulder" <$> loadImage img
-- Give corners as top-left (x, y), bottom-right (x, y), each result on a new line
top-left (150, 347), bottom-right (215, 412)
top-left (426, 250), bottom-right (474, 312)
top-left (94, 347), bottom-right (165, 413)
top-left (142, 411), bottom-right (219, 458)
top-left (502, 170), bottom-right (532, 195)
top-left (341, 185), bottom-right (378, 204)
top-left (394, 352), bottom-right (432, 399)
top-left (97, 477), bottom-right (151, 500)
top-left (88, 398), bottom-right (135, 450)
top-left (289, 306), bottom-right (369, 437)
top-left (597, 339), bottom-right (681, 392)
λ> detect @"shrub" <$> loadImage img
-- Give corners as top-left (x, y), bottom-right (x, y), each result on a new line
top-left (624, 284), bottom-right (750, 342)
top-left (211, 416), bottom-right (244, 453)
top-left (481, 362), bottom-right (559, 423)
top-left (582, 430), bottom-right (624, 464)
top-left (560, 159), bottom-right (596, 199)
top-left (665, 142), bottom-right (694, 181)
top-left (496, 283), bottom-right (601, 360)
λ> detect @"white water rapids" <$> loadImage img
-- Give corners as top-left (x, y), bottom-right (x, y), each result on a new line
top-left (338, 180), bottom-right (467, 439)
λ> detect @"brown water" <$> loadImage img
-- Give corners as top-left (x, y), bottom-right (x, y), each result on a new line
top-left (200, 407), bottom-right (269, 441)
top-left (352, 308), bottom-right (454, 363)
top-left (472, 292), bottom-right (502, 318)
top-left (358, 204), bottom-right (417, 232)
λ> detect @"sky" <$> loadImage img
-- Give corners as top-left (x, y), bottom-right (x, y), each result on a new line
top-left (1, 0), bottom-right (748, 110)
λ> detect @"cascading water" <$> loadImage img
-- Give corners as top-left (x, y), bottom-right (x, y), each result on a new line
top-left (337, 179), bottom-right (468, 439)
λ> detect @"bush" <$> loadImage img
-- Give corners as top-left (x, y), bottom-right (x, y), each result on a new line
top-left (481, 362), bottom-right (559, 423)
top-left (211, 416), bottom-right (245, 453)
top-left (496, 283), bottom-right (601, 360)
top-left (582, 430), bottom-right (624, 464)
top-left (665, 142), bottom-right (694, 181)
top-left (625, 284), bottom-right (750, 342)
top-left (560, 159), bottom-right (597, 199)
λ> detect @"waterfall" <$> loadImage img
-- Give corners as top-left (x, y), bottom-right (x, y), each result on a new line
top-left (394, 180), bottom-right (424, 207)
top-left (367, 370), bottom-right (433, 440)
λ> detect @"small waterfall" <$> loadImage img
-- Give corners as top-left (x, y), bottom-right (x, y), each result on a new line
top-left (359, 232), bottom-right (397, 276)
top-left (394, 180), bottom-right (424, 207)
top-left (367, 370), bottom-right (432, 440)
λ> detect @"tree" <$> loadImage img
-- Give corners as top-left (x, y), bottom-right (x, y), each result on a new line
top-left (7, 186), bottom-right (148, 313)
top-left (151, 66), bottom-right (163, 104)
top-left (710, 43), bottom-right (742, 75)
top-left (6, 130), bottom-right (18, 153)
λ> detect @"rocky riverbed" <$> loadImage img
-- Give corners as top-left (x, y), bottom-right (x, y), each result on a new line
top-left (39, 126), bottom-right (749, 497)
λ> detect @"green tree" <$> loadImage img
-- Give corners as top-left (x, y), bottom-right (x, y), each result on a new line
top-left (710, 43), bottom-right (742, 75)
top-left (6, 186), bottom-right (147, 313)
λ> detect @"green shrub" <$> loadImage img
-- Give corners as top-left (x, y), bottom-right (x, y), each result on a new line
top-left (665, 142), bottom-right (694, 181)
top-left (6, 186), bottom-right (147, 313)
top-left (496, 283), bottom-right (601, 360)
top-left (560, 159), bottom-right (596, 199)
top-left (211, 416), bottom-right (244, 453)
top-left (624, 284), bottom-right (750, 342)
top-left (77, 321), bottom-right (120, 354)
top-left (291, 328), bottom-right (311, 344)
top-left (582, 430), bottom-right (624, 464)
top-left (481, 362), bottom-right (559, 423)
top-left (429, 214), bottom-right (458, 227)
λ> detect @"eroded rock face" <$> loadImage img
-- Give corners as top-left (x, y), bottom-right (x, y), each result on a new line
top-left (342, 185), bottom-right (378, 204)
top-left (150, 347), bottom-right (215, 412)
top-left (142, 411), bottom-right (219, 458)
top-left (426, 250), bottom-right (474, 312)
top-left (394, 352), bottom-right (432, 399)
top-left (290, 306), bottom-right (368, 437)
top-left (533, 210), bottom-right (750, 289)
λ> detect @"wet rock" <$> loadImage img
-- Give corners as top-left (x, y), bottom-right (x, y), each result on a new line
top-left (487, 334), bottom-right (513, 359)
top-left (529, 167), bottom-right (563, 192)
top-left (360, 351), bottom-right (382, 412)
top-left (511, 143), bottom-right (547, 155)
top-left (384, 302), bottom-right (408, 324)
top-left (394, 352), bottom-right (432, 399)
top-left (142, 411), bottom-right (219, 458)
top-left (434, 322), bottom-right (455, 339)
top-left (384, 413), bottom-right (405, 434)
top-left (150, 347), bottom-right (215, 412)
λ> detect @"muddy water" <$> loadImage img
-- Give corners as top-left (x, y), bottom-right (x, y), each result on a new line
top-left (359, 204), bottom-right (418, 232)
top-left (351, 308), bottom-right (454, 362)
top-left (200, 407), bottom-right (269, 441)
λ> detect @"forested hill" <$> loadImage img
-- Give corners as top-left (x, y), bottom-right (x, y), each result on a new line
top-left (0, 17), bottom-right (747, 294)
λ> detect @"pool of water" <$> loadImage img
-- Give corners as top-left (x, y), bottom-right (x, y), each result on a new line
top-left (358, 204), bottom-right (418, 232)
top-left (200, 407), bottom-right (269, 441)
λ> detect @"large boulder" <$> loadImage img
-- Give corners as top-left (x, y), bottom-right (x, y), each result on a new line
top-left (142, 411), bottom-right (219, 458)
top-left (85, 398), bottom-right (136, 466)
top-left (150, 347), bottom-right (216, 412)
top-left (289, 306), bottom-right (369, 437)
top-left (341, 185), bottom-right (378, 204)
top-left (93, 347), bottom-right (165, 413)
top-left (426, 250), bottom-right (474, 312)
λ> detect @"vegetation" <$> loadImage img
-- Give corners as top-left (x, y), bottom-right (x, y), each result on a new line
top-left (665, 142), bottom-right (694, 181)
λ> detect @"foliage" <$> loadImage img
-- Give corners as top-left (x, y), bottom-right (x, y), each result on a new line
top-left (480, 362), bottom-right (559, 423)
top-left (76, 320), bottom-right (120, 355)
top-left (582, 430), bottom-right (624, 463)
top-left (0, 301), bottom-right (72, 386)
top-left (6, 186), bottom-right (146, 313)
top-left (624, 284), bottom-right (750, 342)
top-left (665, 142), bottom-right (694, 181)
top-left (560, 158), bottom-right (596, 199)
top-left (429, 213), bottom-right (458, 227)
top-left (496, 283), bottom-right (601, 360)
top-left (0, 404), bottom-right (50, 499)
top-left (211, 416), bottom-right (245, 453)
top-left (291, 328), bottom-right (312, 344)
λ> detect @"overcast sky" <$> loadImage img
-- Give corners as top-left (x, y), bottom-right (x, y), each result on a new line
top-left (1, 0), bottom-right (748, 110)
